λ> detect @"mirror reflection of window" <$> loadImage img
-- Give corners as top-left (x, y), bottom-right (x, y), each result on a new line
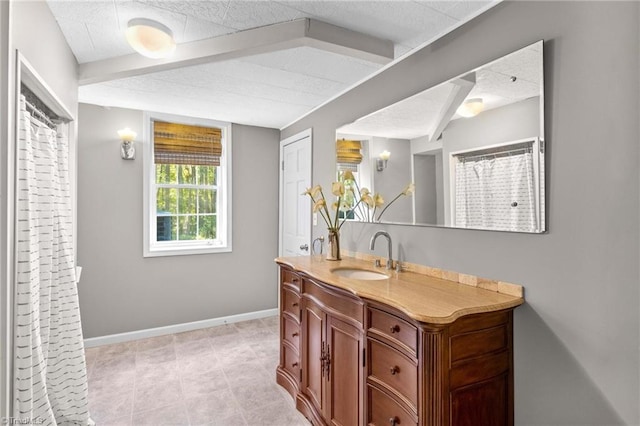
top-left (336, 139), bottom-right (364, 220)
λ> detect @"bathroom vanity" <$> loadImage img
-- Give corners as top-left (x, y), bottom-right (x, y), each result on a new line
top-left (275, 256), bottom-right (524, 426)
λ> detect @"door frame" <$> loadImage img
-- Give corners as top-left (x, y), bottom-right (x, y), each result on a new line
top-left (278, 128), bottom-right (313, 257)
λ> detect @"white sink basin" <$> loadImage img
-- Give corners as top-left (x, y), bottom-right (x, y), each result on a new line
top-left (331, 268), bottom-right (389, 280)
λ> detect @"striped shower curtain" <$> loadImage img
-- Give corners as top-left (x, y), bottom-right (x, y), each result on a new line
top-left (13, 95), bottom-right (91, 425)
top-left (454, 151), bottom-right (536, 232)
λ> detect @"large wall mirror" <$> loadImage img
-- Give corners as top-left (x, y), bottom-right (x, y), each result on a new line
top-left (336, 41), bottom-right (545, 233)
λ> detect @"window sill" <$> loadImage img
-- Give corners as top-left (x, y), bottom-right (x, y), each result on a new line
top-left (144, 244), bottom-right (232, 258)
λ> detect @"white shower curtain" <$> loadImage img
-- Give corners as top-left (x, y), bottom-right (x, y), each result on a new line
top-left (455, 150), bottom-right (536, 232)
top-left (14, 95), bottom-right (90, 425)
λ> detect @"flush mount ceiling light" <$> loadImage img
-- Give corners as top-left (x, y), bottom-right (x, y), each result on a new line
top-left (126, 18), bottom-right (176, 59)
top-left (457, 98), bottom-right (484, 118)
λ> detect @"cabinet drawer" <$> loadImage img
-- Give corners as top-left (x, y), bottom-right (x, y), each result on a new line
top-left (283, 315), bottom-right (300, 350)
top-left (368, 307), bottom-right (417, 355)
top-left (304, 279), bottom-right (363, 325)
top-left (281, 269), bottom-right (301, 291)
top-left (367, 384), bottom-right (417, 426)
top-left (282, 343), bottom-right (300, 382)
top-left (282, 286), bottom-right (301, 319)
top-left (368, 339), bottom-right (417, 408)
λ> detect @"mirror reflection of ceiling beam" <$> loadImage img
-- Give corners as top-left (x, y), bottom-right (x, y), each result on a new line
top-left (78, 18), bottom-right (394, 86)
top-left (427, 72), bottom-right (476, 143)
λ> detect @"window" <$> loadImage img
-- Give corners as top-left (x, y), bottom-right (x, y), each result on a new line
top-left (144, 112), bottom-right (232, 256)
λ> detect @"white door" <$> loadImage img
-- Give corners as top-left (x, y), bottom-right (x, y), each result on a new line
top-left (279, 129), bottom-right (312, 257)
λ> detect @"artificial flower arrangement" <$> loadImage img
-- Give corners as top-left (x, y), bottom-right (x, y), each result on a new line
top-left (302, 170), bottom-right (414, 260)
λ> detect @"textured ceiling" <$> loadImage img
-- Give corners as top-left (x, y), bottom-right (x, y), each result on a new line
top-left (47, 0), bottom-right (497, 129)
top-left (338, 42), bottom-right (542, 140)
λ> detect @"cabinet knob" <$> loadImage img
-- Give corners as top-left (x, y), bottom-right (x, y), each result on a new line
top-left (292, 362), bottom-right (299, 367)
top-left (389, 325), bottom-right (400, 334)
top-left (390, 366), bottom-right (399, 375)
top-left (389, 417), bottom-right (399, 426)
top-left (292, 278), bottom-right (299, 283)
top-left (292, 332), bottom-right (299, 337)
top-left (292, 302), bottom-right (299, 307)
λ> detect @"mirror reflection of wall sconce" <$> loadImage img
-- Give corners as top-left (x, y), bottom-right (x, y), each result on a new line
top-left (457, 98), bottom-right (484, 118)
top-left (118, 128), bottom-right (137, 160)
top-left (376, 150), bottom-right (391, 171)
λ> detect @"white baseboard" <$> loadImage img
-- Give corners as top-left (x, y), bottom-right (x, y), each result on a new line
top-left (83, 308), bottom-right (279, 348)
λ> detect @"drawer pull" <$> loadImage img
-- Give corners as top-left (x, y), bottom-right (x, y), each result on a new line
top-left (292, 332), bottom-right (299, 337)
top-left (389, 416), bottom-right (399, 425)
top-left (390, 366), bottom-right (399, 375)
top-left (292, 362), bottom-right (299, 367)
top-left (389, 325), bottom-right (400, 334)
top-left (292, 278), bottom-right (299, 283)
top-left (292, 302), bottom-right (299, 307)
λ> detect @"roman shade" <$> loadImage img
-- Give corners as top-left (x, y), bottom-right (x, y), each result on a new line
top-left (336, 139), bottom-right (362, 171)
top-left (154, 121), bottom-right (223, 166)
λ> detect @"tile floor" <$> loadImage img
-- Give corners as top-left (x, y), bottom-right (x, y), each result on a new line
top-left (85, 316), bottom-right (309, 425)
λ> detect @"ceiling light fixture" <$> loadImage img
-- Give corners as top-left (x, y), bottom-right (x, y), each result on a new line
top-left (126, 18), bottom-right (176, 59)
top-left (457, 98), bottom-right (484, 118)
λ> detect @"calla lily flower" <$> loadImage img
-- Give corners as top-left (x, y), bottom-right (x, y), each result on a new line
top-left (313, 199), bottom-right (326, 212)
top-left (332, 182), bottom-right (344, 196)
top-left (402, 183), bottom-right (415, 196)
top-left (342, 170), bottom-right (355, 181)
top-left (361, 193), bottom-right (374, 208)
top-left (301, 184), bottom-right (322, 198)
top-left (374, 193), bottom-right (384, 207)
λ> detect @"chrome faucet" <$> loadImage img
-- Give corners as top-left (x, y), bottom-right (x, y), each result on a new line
top-left (370, 230), bottom-right (393, 269)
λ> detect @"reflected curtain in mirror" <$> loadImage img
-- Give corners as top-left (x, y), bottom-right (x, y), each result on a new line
top-left (453, 141), bottom-right (538, 232)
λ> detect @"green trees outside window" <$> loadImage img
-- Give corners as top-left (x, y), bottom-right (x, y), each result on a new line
top-left (156, 164), bottom-right (218, 241)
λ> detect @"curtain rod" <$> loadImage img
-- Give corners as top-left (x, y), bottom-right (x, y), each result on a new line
top-left (458, 147), bottom-right (532, 163)
top-left (24, 99), bottom-right (56, 129)
top-left (453, 141), bottom-right (535, 161)
top-left (21, 83), bottom-right (60, 129)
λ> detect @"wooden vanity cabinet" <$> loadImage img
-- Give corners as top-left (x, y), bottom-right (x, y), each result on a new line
top-left (277, 268), bottom-right (302, 397)
top-left (276, 265), bottom-right (516, 426)
top-left (299, 278), bottom-right (365, 426)
top-left (366, 304), bottom-right (420, 426)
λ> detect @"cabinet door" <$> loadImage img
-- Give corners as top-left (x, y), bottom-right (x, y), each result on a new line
top-left (302, 298), bottom-right (326, 416)
top-left (327, 315), bottom-right (363, 426)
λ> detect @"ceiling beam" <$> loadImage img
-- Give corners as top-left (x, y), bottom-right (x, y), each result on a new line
top-left (428, 73), bottom-right (475, 143)
top-left (78, 18), bottom-right (394, 86)
top-left (303, 19), bottom-right (394, 65)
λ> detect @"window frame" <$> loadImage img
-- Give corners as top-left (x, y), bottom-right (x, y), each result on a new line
top-left (143, 111), bottom-right (232, 257)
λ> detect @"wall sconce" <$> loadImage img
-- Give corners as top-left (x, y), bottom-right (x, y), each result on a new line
top-left (118, 128), bottom-right (137, 160)
top-left (376, 150), bottom-right (391, 171)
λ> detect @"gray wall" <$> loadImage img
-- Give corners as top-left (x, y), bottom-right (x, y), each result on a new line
top-left (283, 2), bottom-right (639, 424)
top-left (77, 103), bottom-right (281, 338)
top-left (413, 154), bottom-right (437, 224)
top-left (371, 137), bottom-right (413, 223)
top-left (0, 1), bottom-right (79, 418)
